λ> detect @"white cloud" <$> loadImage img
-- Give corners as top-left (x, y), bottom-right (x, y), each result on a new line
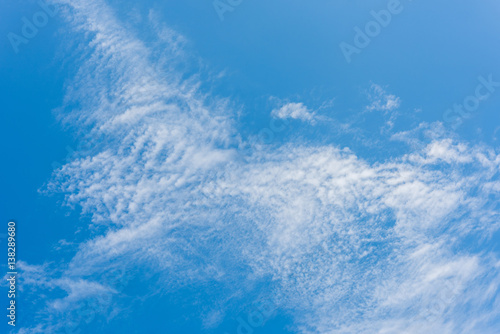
top-left (366, 83), bottom-right (401, 113)
top-left (19, 1), bottom-right (500, 333)
top-left (271, 102), bottom-right (316, 123)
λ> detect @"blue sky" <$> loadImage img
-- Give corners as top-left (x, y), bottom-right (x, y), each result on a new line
top-left (1, 0), bottom-right (500, 333)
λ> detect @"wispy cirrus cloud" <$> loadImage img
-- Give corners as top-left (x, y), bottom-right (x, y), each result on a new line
top-left (365, 83), bottom-right (402, 133)
top-left (18, 1), bottom-right (500, 333)
top-left (366, 83), bottom-right (401, 113)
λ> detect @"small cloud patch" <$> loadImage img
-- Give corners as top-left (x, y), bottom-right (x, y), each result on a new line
top-left (366, 84), bottom-right (401, 113)
top-left (271, 102), bottom-right (316, 123)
